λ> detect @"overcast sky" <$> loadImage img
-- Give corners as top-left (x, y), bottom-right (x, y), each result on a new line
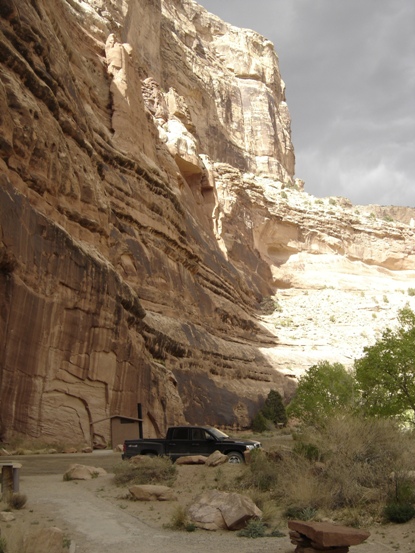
top-left (197, 1), bottom-right (415, 208)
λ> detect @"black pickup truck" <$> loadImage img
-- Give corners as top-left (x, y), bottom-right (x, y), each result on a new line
top-left (122, 426), bottom-right (261, 463)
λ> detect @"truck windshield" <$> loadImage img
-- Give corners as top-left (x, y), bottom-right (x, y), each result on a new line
top-left (207, 427), bottom-right (229, 439)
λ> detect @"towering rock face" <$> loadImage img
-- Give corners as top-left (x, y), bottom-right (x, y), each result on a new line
top-left (0, 0), bottom-right (414, 445)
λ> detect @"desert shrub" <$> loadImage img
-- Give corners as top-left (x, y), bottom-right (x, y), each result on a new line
top-left (279, 415), bottom-right (415, 516)
top-left (251, 412), bottom-right (273, 433)
top-left (384, 502), bottom-right (415, 523)
top-left (408, 288), bottom-right (415, 297)
top-left (113, 457), bottom-right (176, 487)
top-left (239, 449), bottom-right (279, 492)
top-left (237, 519), bottom-right (266, 538)
top-left (284, 505), bottom-right (317, 520)
top-left (8, 492), bottom-right (27, 510)
top-left (166, 505), bottom-right (196, 532)
top-left (292, 441), bottom-right (321, 462)
top-left (0, 536), bottom-right (7, 553)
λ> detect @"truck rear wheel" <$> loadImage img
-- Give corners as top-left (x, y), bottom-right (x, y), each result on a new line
top-left (227, 451), bottom-right (244, 464)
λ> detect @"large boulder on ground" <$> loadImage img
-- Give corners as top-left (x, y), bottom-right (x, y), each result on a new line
top-left (176, 455), bottom-right (207, 465)
top-left (22, 527), bottom-right (65, 553)
top-left (205, 450), bottom-right (228, 467)
top-left (63, 464), bottom-right (107, 480)
top-left (129, 484), bottom-right (176, 501)
top-left (188, 489), bottom-right (262, 531)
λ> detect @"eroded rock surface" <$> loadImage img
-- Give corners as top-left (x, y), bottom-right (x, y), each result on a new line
top-left (0, 0), bottom-right (414, 444)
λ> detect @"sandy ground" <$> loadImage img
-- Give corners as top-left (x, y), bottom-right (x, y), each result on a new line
top-left (2, 456), bottom-right (415, 553)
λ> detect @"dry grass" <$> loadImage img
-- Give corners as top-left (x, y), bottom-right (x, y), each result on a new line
top-left (231, 416), bottom-right (415, 526)
top-left (8, 493), bottom-right (27, 510)
top-left (113, 456), bottom-right (177, 487)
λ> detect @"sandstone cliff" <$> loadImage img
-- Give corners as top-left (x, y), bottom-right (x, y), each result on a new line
top-left (0, 0), bottom-right (414, 445)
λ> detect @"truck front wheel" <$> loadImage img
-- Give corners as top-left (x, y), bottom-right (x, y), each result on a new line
top-left (227, 451), bottom-right (244, 464)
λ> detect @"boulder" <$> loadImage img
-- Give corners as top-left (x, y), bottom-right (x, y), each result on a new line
top-left (22, 527), bottom-right (65, 553)
top-left (63, 464), bottom-right (107, 480)
top-left (288, 520), bottom-right (370, 548)
top-left (188, 490), bottom-right (262, 531)
top-left (0, 511), bottom-right (15, 522)
top-left (205, 450), bottom-right (228, 467)
top-left (129, 484), bottom-right (176, 501)
top-left (175, 455), bottom-right (207, 465)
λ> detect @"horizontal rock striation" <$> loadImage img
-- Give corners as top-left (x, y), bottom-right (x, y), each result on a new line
top-left (0, 0), bottom-right (414, 445)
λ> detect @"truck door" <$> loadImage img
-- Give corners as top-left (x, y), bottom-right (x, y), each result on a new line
top-left (189, 428), bottom-right (217, 456)
top-left (165, 427), bottom-right (191, 459)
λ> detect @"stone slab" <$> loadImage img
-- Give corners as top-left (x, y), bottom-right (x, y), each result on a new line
top-left (288, 520), bottom-right (370, 547)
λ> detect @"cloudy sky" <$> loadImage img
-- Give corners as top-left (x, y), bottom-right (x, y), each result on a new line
top-left (197, 1), bottom-right (415, 208)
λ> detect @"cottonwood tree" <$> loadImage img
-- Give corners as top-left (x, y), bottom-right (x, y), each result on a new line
top-left (355, 306), bottom-right (415, 424)
top-left (287, 361), bottom-right (356, 426)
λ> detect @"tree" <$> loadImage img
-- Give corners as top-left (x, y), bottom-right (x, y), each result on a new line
top-left (354, 306), bottom-right (415, 424)
top-left (252, 390), bottom-right (287, 432)
top-left (261, 389), bottom-right (288, 427)
top-left (287, 361), bottom-right (356, 425)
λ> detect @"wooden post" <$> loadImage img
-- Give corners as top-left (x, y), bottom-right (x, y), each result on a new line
top-left (137, 403), bottom-right (143, 439)
top-left (1, 464), bottom-right (14, 503)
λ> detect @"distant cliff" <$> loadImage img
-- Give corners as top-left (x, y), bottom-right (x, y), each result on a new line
top-left (0, 0), bottom-right (414, 446)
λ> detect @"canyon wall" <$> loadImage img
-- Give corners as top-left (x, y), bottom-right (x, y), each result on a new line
top-left (0, 0), bottom-right (414, 445)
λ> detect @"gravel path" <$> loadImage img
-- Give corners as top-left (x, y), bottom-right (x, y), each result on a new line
top-left (3, 471), bottom-right (408, 553)
top-left (20, 474), bottom-right (294, 553)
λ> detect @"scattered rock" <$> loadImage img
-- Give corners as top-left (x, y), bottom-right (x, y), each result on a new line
top-left (0, 511), bottom-right (15, 522)
top-left (175, 455), bottom-right (207, 465)
top-left (63, 464), bottom-right (107, 480)
top-left (114, 444), bottom-right (124, 452)
top-left (64, 448), bottom-right (78, 454)
top-left (205, 450), bottom-right (228, 467)
top-left (188, 490), bottom-right (262, 531)
top-left (129, 484), bottom-right (176, 501)
top-left (22, 526), bottom-right (65, 553)
top-left (81, 447), bottom-right (93, 454)
top-left (288, 520), bottom-right (370, 551)
top-left (0, 448), bottom-right (11, 456)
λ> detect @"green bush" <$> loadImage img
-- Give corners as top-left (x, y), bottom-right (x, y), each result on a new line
top-left (284, 505), bottom-right (317, 520)
top-left (384, 502), bottom-right (415, 523)
top-left (113, 456), bottom-right (176, 487)
top-left (251, 412), bottom-right (273, 433)
top-left (292, 441), bottom-right (321, 462)
top-left (239, 449), bottom-right (279, 492)
top-left (237, 519), bottom-right (266, 538)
